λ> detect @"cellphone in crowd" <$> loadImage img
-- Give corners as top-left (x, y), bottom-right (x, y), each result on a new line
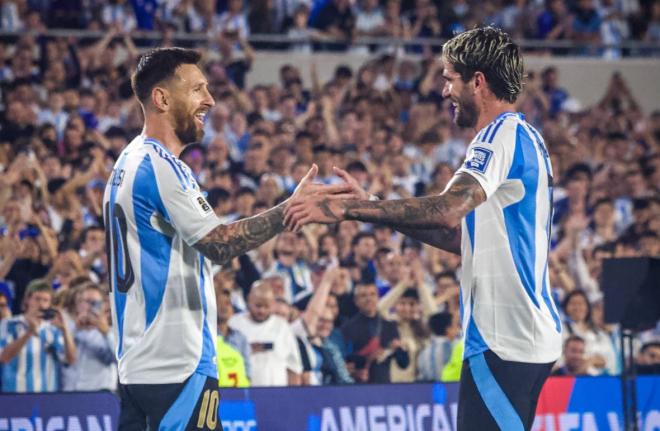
top-left (40, 308), bottom-right (57, 320)
top-left (261, 342), bottom-right (274, 351)
top-left (18, 225), bottom-right (40, 240)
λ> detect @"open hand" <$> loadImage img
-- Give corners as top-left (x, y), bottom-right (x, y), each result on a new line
top-left (284, 164), bottom-right (361, 232)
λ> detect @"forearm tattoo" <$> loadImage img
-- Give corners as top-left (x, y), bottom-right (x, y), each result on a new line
top-left (339, 173), bottom-right (486, 229)
top-left (194, 203), bottom-right (285, 266)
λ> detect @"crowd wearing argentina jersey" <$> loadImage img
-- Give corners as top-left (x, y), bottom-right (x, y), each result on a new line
top-left (284, 27), bottom-right (562, 430)
top-left (103, 48), bottom-right (353, 429)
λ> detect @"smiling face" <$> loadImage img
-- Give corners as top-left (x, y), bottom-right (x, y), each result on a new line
top-left (167, 64), bottom-right (215, 144)
top-left (442, 61), bottom-right (479, 129)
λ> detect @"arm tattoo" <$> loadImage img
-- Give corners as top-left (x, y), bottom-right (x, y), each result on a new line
top-left (194, 203), bottom-right (285, 266)
top-left (393, 225), bottom-right (462, 255)
top-left (339, 172), bottom-right (486, 231)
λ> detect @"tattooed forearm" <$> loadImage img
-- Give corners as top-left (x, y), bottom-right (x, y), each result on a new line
top-left (393, 225), bottom-right (462, 255)
top-left (341, 173), bottom-right (486, 231)
top-left (194, 203), bottom-right (286, 266)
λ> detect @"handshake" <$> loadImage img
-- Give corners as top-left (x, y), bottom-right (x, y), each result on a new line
top-left (283, 164), bottom-right (370, 232)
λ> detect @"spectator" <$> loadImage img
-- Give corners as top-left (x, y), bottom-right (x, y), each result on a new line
top-left (216, 287), bottom-right (250, 387)
top-left (542, 66), bottom-right (570, 116)
top-left (101, 0), bottom-right (137, 33)
top-left (537, 0), bottom-right (572, 41)
top-left (214, 0), bottom-right (250, 39)
top-left (417, 311), bottom-right (460, 382)
top-left (78, 226), bottom-right (106, 282)
top-left (287, 5), bottom-right (325, 54)
top-left (343, 231), bottom-right (377, 284)
top-left (61, 283), bottom-right (115, 391)
top-left (355, 0), bottom-right (386, 37)
top-left (341, 283), bottom-right (409, 383)
top-left (228, 281), bottom-right (303, 386)
top-left (263, 231), bottom-right (314, 303)
top-left (637, 341), bottom-right (660, 375)
top-left (561, 290), bottom-right (617, 375)
top-left (0, 280), bottom-right (76, 392)
top-left (313, 0), bottom-right (355, 49)
top-left (570, 0), bottom-right (602, 53)
top-left (553, 335), bottom-right (598, 376)
top-left (0, 285), bottom-right (12, 323)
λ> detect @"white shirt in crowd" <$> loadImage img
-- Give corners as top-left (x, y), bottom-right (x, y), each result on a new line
top-left (229, 313), bottom-right (302, 386)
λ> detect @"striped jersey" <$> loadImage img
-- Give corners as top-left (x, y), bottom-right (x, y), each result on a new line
top-left (0, 316), bottom-right (65, 392)
top-left (103, 135), bottom-right (221, 384)
top-left (456, 112), bottom-right (562, 364)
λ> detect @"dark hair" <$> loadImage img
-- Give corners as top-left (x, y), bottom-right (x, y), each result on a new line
top-left (562, 290), bottom-right (596, 332)
top-left (641, 341), bottom-right (660, 354)
top-left (435, 270), bottom-right (458, 282)
top-left (428, 311), bottom-right (453, 336)
top-left (206, 187), bottom-right (231, 208)
top-left (346, 160), bottom-right (368, 173)
top-left (131, 48), bottom-right (202, 105)
top-left (442, 26), bottom-right (523, 103)
top-left (351, 232), bottom-right (376, 247)
top-left (592, 197), bottom-right (614, 211)
top-left (564, 334), bottom-right (585, 348)
top-left (79, 225), bottom-right (104, 245)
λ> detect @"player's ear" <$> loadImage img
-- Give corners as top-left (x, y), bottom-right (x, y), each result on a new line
top-left (473, 71), bottom-right (486, 93)
top-left (151, 87), bottom-right (169, 112)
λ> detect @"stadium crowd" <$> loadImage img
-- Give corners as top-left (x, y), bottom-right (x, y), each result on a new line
top-left (0, 2), bottom-right (659, 393)
top-left (0, 0), bottom-right (659, 57)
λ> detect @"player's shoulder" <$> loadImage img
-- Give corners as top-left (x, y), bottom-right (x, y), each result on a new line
top-left (474, 112), bottom-right (524, 147)
top-left (142, 138), bottom-right (196, 190)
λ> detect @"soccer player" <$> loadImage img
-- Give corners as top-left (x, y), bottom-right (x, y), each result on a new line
top-left (284, 27), bottom-right (562, 431)
top-left (103, 48), bottom-right (350, 429)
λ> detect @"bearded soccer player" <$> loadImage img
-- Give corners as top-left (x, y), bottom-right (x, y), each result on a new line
top-left (284, 28), bottom-right (562, 430)
top-left (103, 48), bottom-right (350, 429)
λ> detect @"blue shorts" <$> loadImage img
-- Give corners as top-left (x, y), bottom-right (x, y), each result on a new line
top-left (118, 373), bottom-right (220, 430)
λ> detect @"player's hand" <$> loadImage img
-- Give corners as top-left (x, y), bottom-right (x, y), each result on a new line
top-left (332, 166), bottom-right (371, 200)
top-left (284, 194), bottom-right (346, 232)
top-left (284, 164), bottom-right (358, 232)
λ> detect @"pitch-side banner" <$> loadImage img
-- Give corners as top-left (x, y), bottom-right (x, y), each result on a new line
top-left (219, 376), bottom-right (660, 431)
top-left (0, 377), bottom-right (658, 430)
top-left (0, 391), bottom-right (119, 430)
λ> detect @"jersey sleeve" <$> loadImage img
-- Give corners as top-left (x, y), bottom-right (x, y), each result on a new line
top-left (455, 121), bottom-right (516, 199)
top-left (147, 149), bottom-right (222, 246)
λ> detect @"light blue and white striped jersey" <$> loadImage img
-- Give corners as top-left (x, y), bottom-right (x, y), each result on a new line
top-left (456, 112), bottom-right (563, 364)
top-left (103, 135), bottom-right (221, 384)
top-left (0, 315), bottom-right (65, 392)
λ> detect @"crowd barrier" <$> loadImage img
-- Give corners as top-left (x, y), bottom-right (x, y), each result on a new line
top-left (1, 376), bottom-right (658, 430)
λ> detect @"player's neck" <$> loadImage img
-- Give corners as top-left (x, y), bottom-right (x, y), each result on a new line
top-left (143, 115), bottom-right (185, 157)
top-left (475, 100), bottom-right (517, 133)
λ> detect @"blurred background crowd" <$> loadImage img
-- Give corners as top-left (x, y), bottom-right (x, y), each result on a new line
top-left (0, 0), bottom-right (659, 393)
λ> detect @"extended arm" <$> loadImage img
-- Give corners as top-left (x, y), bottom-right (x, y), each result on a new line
top-left (194, 165), bottom-right (353, 266)
top-left (194, 203), bottom-right (286, 267)
top-left (284, 172), bottom-right (486, 255)
top-left (341, 173), bottom-right (484, 228)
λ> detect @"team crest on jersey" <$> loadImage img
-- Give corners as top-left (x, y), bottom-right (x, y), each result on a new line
top-left (464, 147), bottom-right (493, 174)
top-left (190, 193), bottom-right (213, 217)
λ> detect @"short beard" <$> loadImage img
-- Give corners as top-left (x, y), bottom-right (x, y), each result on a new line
top-left (172, 107), bottom-right (202, 144)
top-left (455, 91), bottom-right (479, 129)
